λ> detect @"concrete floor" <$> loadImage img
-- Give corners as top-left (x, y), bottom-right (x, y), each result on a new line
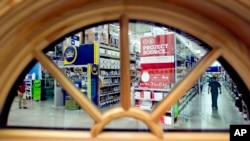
top-left (7, 83), bottom-right (249, 130)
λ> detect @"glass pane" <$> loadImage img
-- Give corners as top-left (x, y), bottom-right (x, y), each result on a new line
top-left (7, 41), bottom-right (95, 128)
top-left (170, 62), bottom-right (250, 129)
top-left (130, 21), bottom-right (209, 114)
top-left (7, 21), bottom-right (250, 131)
top-left (128, 20), bottom-right (250, 130)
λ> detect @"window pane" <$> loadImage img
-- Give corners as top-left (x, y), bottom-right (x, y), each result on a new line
top-left (7, 21), bottom-right (250, 131)
top-left (128, 21), bottom-right (249, 130)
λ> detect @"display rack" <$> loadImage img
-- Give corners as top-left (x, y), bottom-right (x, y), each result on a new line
top-left (24, 79), bottom-right (32, 102)
top-left (59, 65), bottom-right (89, 110)
top-left (133, 33), bottom-right (198, 125)
top-left (222, 69), bottom-right (250, 121)
top-left (98, 43), bottom-right (121, 109)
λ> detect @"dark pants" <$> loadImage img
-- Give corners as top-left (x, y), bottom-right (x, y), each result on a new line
top-left (211, 93), bottom-right (218, 108)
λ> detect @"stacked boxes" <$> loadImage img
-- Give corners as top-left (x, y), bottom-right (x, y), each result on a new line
top-left (109, 24), bottom-right (119, 47)
top-left (84, 23), bottom-right (120, 47)
top-left (65, 96), bottom-right (80, 110)
top-left (85, 24), bottom-right (109, 44)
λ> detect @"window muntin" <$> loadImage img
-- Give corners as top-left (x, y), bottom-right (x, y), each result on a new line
top-left (6, 20), bottom-right (250, 132)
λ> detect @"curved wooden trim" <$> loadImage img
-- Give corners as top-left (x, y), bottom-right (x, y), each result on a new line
top-left (33, 50), bottom-right (103, 122)
top-left (210, 0), bottom-right (250, 22)
top-left (0, 0), bottom-right (249, 92)
top-left (0, 129), bottom-right (229, 141)
top-left (151, 48), bottom-right (223, 122)
top-left (0, 0), bottom-right (23, 16)
top-left (0, 0), bottom-right (249, 141)
top-left (91, 107), bottom-right (163, 138)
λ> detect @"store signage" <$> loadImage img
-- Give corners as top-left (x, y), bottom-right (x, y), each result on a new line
top-left (140, 34), bottom-right (175, 57)
top-left (139, 33), bottom-right (175, 89)
top-left (71, 35), bottom-right (80, 47)
top-left (206, 66), bottom-right (221, 72)
top-left (139, 69), bottom-right (174, 89)
top-left (64, 46), bottom-right (77, 64)
top-left (91, 64), bottom-right (98, 75)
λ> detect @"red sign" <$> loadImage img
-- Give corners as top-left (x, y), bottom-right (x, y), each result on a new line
top-left (140, 34), bottom-right (175, 57)
top-left (139, 33), bottom-right (175, 89)
top-left (139, 68), bottom-right (175, 89)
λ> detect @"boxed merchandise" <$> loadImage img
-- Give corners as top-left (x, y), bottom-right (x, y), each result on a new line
top-left (151, 92), bottom-right (163, 101)
top-left (65, 96), bottom-right (79, 110)
top-left (134, 91), bottom-right (141, 99)
top-left (109, 34), bottom-right (119, 47)
top-left (141, 91), bottom-right (151, 100)
top-left (159, 116), bottom-right (172, 125)
top-left (141, 100), bottom-right (152, 107)
top-left (85, 24), bottom-right (109, 44)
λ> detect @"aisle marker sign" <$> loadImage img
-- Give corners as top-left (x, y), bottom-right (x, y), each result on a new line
top-left (230, 125), bottom-right (250, 141)
top-left (71, 35), bottom-right (80, 47)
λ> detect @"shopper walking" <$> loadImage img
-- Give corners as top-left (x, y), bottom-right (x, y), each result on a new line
top-left (208, 75), bottom-right (221, 110)
top-left (17, 81), bottom-right (27, 109)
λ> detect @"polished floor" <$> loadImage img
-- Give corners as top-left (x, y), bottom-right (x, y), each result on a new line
top-left (7, 83), bottom-right (249, 130)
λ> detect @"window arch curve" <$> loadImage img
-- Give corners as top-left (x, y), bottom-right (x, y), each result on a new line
top-left (0, 0), bottom-right (249, 141)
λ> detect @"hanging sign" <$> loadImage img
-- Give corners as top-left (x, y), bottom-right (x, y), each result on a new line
top-left (139, 33), bottom-right (175, 89)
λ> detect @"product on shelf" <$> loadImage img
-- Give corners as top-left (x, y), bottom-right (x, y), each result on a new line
top-left (98, 43), bottom-right (122, 109)
top-left (132, 33), bottom-right (199, 125)
top-left (85, 24), bottom-right (109, 45)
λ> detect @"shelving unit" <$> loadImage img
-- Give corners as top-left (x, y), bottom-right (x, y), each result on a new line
top-left (175, 34), bottom-right (199, 122)
top-left (24, 79), bottom-right (32, 102)
top-left (132, 33), bottom-right (199, 125)
top-left (130, 53), bottom-right (139, 87)
top-left (221, 69), bottom-right (250, 121)
top-left (178, 84), bottom-right (198, 113)
top-left (98, 43), bottom-right (121, 109)
top-left (59, 65), bottom-right (89, 110)
top-left (98, 42), bottom-right (138, 109)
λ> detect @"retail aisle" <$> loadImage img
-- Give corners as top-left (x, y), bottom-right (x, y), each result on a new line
top-left (172, 82), bottom-right (249, 129)
top-left (8, 82), bottom-right (249, 130)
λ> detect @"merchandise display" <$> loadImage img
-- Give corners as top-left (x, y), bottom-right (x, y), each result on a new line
top-left (98, 43), bottom-right (121, 108)
top-left (20, 23), bottom-right (249, 127)
top-left (85, 24), bottom-right (109, 45)
top-left (132, 33), bottom-right (199, 125)
top-left (222, 69), bottom-right (250, 121)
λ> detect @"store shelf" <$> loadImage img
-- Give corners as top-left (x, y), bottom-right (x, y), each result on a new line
top-left (98, 43), bottom-right (123, 110)
top-left (102, 83), bottom-right (120, 87)
top-left (99, 43), bottom-right (119, 51)
top-left (100, 91), bottom-right (119, 96)
top-left (100, 98), bottom-right (120, 106)
top-left (130, 58), bottom-right (136, 61)
top-left (101, 75), bottom-right (120, 78)
top-left (176, 53), bottom-right (186, 60)
top-left (134, 87), bottom-right (171, 92)
top-left (135, 105), bottom-right (152, 111)
top-left (178, 88), bottom-right (197, 113)
top-left (131, 33), bottom-right (199, 125)
top-left (100, 53), bottom-right (120, 59)
top-left (99, 102), bottom-right (120, 111)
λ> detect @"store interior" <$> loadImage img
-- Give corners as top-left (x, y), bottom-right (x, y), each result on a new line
top-left (8, 22), bottom-right (250, 129)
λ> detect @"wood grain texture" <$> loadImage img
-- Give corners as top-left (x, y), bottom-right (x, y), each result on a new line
top-left (119, 14), bottom-right (131, 110)
top-left (0, 0), bottom-right (249, 141)
top-left (0, 129), bottom-right (229, 141)
top-left (33, 50), bottom-right (103, 122)
top-left (91, 107), bottom-right (163, 138)
top-left (151, 48), bottom-right (223, 122)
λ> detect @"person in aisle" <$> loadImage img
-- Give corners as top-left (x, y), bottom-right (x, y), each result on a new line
top-left (208, 75), bottom-right (221, 110)
top-left (17, 81), bottom-right (27, 109)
